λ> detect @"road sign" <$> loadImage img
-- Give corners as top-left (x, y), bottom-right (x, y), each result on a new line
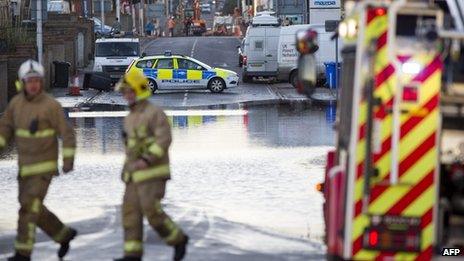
top-left (309, 0), bottom-right (340, 8)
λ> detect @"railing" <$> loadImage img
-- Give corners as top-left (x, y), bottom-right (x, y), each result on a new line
top-left (0, 0), bottom-right (10, 28)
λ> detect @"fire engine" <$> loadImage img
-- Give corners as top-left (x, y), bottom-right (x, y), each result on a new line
top-left (314, 0), bottom-right (464, 260)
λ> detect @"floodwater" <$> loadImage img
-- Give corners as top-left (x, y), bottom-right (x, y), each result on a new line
top-left (0, 103), bottom-right (336, 260)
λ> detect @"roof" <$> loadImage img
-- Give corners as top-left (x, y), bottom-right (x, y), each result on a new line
top-left (280, 24), bottom-right (325, 35)
top-left (252, 13), bottom-right (279, 26)
top-left (96, 38), bottom-right (140, 43)
top-left (255, 11), bottom-right (276, 16)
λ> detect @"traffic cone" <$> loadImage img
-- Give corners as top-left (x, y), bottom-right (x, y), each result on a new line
top-left (69, 75), bottom-right (82, 96)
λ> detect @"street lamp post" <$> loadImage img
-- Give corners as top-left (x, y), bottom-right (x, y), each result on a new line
top-left (116, 0), bottom-right (121, 21)
top-left (37, 0), bottom-right (43, 64)
top-left (140, 0), bottom-right (145, 36)
top-left (100, 0), bottom-right (105, 32)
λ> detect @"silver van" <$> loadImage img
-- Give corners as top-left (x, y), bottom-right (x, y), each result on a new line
top-left (241, 12), bottom-right (280, 83)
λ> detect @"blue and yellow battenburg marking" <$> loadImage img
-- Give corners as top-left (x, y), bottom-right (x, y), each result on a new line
top-left (142, 68), bottom-right (226, 81)
top-left (168, 115), bottom-right (224, 128)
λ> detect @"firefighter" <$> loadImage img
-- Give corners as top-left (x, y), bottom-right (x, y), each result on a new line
top-left (114, 70), bottom-right (189, 261)
top-left (0, 60), bottom-right (77, 261)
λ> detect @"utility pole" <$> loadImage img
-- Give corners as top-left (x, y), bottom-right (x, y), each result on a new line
top-left (140, 0), bottom-right (145, 36)
top-left (131, 4), bottom-right (136, 33)
top-left (37, 0), bottom-right (43, 64)
top-left (101, 0), bottom-right (105, 32)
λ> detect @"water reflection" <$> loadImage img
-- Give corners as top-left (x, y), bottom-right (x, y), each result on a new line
top-left (325, 102), bottom-right (337, 124)
top-left (71, 104), bottom-right (336, 155)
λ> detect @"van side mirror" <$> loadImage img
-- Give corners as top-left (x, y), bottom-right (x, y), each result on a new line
top-left (141, 52), bottom-right (146, 58)
top-left (325, 20), bottom-right (340, 33)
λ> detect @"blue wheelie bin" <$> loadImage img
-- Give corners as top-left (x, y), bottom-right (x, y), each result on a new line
top-left (324, 62), bottom-right (341, 89)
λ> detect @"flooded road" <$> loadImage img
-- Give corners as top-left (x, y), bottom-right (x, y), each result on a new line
top-left (0, 103), bottom-right (336, 260)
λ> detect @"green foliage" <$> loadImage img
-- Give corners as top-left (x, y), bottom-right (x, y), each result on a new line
top-left (0, 26), bottom-right (34, 52)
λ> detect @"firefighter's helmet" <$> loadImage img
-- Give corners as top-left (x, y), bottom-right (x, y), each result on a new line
top-left (115, 70), bottom-right (152, 101)
top-left (18, 60), bottom-right (45, 81)
top-left (296, 29), bottom-right (319, 55)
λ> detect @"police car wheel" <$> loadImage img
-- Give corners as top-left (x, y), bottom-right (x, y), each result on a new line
top-left (208, 78), bottom-right (225, 93)
top-left (148, 79), bottom-right (158, 93)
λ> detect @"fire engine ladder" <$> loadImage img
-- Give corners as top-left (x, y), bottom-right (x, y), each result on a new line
top-left (441, 0), bottom-right (464, 38)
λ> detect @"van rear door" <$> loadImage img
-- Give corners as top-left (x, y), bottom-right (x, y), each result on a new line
top-left (246, 28), bottom-right (266, 73)
top-left (265, 27), bottom-right (279, 73)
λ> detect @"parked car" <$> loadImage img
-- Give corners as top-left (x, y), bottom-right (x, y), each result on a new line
top-left (201, 3), bottom-right (212, 14)
top-left (47, 0), bottom-right (70, 14)
top-left (93, 38), bottom-right (141, 82)
top-left (92, 17), bottom-right (112, 37)
top-left (241, 12), bottom-right (280, 83)
top-left (126, 52), bottom-right (239, 93)
top-left (242, 13), bottom-right (341, 86)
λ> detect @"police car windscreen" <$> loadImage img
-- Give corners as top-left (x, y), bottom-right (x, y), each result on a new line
top-left (96, 42), bottom-right (140, 57)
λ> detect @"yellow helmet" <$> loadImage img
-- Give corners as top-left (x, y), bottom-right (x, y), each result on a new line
top-left (115, 70), bottom-right (152, 101)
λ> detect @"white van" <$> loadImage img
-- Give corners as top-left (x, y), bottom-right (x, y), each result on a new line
top-left (277, 24), bottom-right (340, 86)
top-left (93, 38), bottom-right (141, 82)
top-left (241, 12), bottom-right (280, 83)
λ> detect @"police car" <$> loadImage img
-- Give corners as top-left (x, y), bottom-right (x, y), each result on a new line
top-left (126, 52), bottom-right (239, 93)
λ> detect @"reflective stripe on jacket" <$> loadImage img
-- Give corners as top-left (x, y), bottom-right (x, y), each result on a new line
top-left (123, 100), bottom-right (171, 183)
top-left (0, 92), bottom-right (76, 177)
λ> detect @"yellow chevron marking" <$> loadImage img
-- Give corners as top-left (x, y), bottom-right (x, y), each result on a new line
top-left (352, 214), bottom-right (369, 241)
top-left (354, 152), bottom-right (392, 203)
top-left (368, 186), bottom-right (410, 214)
top-left (365, 16), bottom-right (387, 46)
top-left (354, 249), bottom-right (379, 260)
top-left (403, 185), bottom-right (435, 216)
top-left (375, 46), bottom-right (390, 74)
top-left (394, 252), bottom-right (417, 260)
top-left (358, 102), bottom-right (367, 130)
top-left (356, 139), bottom-right (366, 164)
top-left (399, 109), bottom-right (438, 161)
top-left (375, 76), bottom-right (396, 105)
top-left (417, 70), bottom-right (441, 103)
top-left (421, 222), bottom-right (434, 250)
top-left (398, 54), bottom-right (435, 85)
top-left (367, 150), bottom-right (435, 212)
top-left (400, 147), bottom-right (436, 184)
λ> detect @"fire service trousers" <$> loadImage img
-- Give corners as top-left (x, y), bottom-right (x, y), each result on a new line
top-left (123, 179), bottom-right (185, 257)
top-left (15, 174), bottom-right (72, 256)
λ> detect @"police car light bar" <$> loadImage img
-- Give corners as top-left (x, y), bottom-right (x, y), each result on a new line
top-left (165, 50), bottom-right (172, 56)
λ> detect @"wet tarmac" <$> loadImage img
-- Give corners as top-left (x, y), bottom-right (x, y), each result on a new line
top-left (0, 103), bottom-right (336, 260)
